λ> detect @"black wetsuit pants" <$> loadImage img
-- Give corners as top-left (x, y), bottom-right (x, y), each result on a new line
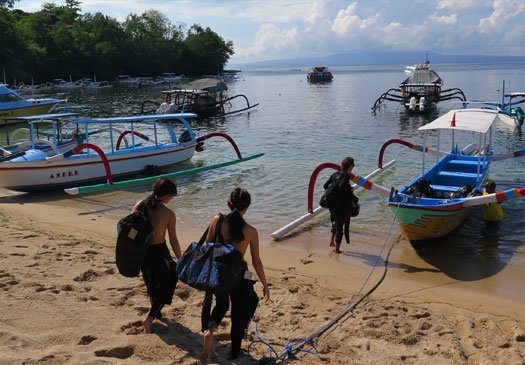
top-left (330, 209), bottom-right (350, 244)
top-left (201, 279), bottom-right (259, 359)
top-left (141, 242), bottom-right (178, 319)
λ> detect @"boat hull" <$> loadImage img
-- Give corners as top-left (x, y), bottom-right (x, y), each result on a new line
top-left (0, 102), bottom-right (59, 126)
top-left (0, 143), bottom-right (196, 191)
top-left (390, 203), bottom-right (472, 241)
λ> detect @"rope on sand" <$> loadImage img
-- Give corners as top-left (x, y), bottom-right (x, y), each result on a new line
top-left (251, 203), bottom-right (402, 364)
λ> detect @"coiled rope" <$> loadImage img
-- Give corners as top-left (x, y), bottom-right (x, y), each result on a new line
top-left (250, 203), bottom-right (402, 364)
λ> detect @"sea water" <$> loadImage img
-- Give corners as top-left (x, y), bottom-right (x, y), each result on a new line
top-left (2, 63), bottom-right (525, 280)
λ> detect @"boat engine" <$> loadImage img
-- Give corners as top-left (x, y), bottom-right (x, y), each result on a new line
top-left (419, 97), bottom-right (426, 111)
top-left (408, 96), bottom-right (417, 111)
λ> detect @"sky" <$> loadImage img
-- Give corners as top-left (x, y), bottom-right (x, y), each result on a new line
top-left (13, 0), bottom-right (525, 64)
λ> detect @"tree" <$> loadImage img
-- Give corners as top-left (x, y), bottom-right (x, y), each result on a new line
top-left (0, 0), bottom-right (18, 9)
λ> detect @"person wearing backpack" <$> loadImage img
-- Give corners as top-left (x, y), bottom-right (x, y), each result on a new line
top-left (133, 178), bottom-right (180, 334)
top-left (323, 157), bottom-right (356, 254)
top-left (201, 188), bottom-right (270, 361)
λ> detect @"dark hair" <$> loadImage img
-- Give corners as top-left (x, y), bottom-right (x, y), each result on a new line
top-left (144, 178), bottom-right (177, 209)
top-left (484, 180), bottom-right (496, 193)
top-left (225, 188), bottom-right (251, 242)
top-left (341, 157), bottom-right (355, 170)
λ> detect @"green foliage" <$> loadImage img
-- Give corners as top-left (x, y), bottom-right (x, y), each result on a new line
top-left (1, 5), bottom-right (234, 84)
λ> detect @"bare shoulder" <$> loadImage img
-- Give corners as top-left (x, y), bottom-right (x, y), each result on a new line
top-left (244, 222), bottom-right (259, 241)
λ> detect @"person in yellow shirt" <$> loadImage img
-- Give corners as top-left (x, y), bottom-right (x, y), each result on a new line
top-left (482, 181), bottom-right (503, 233)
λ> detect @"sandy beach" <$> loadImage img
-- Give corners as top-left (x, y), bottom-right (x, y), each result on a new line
top-left (1, 198), bottom-right (524, 365)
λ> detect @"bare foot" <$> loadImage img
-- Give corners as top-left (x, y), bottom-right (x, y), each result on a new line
top-left (142, 317), bottom-right (153, 334)
top-left (329, 242), bottom-right (335, 247)
top-left (203, 329), bottom-right (217, 357)
top-left (334, 249), bottom-right (342, 254)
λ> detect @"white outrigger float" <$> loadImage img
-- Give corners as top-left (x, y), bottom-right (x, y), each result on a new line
top-left (0, 113), bottom-right (262, 193)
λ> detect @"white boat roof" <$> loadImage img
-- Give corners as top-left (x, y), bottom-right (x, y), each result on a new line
top-left (13, 112), bottom-right (198, 124)
top-left (11, 113), bottom-right (79, 121)
top-left (505, 92), bottom-right (525, 97)
top-left (418, 109), bottom-right (501, 133)
top-left (74, 113), bottom-right (198, 124)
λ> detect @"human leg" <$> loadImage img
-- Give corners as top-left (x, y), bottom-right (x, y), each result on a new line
top-left (333, 212), bottom-right (345, 253)
top-left (229, 280), bottom-right (259, 359)
top-left (344, 216), bottom-right (350, 244)
top-left (201, 292), bottom-right (229, 357)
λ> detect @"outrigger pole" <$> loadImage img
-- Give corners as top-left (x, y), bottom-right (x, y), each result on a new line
top-left (270, 159), bottom-right (396, 240)
top-left (64, 152), bottom-right (263, 195)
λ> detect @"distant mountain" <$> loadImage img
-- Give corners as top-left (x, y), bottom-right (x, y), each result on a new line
top-left (229, 51), bottom-right (525, 69)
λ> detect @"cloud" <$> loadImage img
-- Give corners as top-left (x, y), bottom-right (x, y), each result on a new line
top-left (479, 0), bottom-right (525, 33)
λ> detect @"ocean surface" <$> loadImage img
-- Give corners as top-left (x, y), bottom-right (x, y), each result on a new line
top-left (2, 63), bottom-right (525, 283)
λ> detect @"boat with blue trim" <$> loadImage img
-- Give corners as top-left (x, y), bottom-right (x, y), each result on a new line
top-left (0, 84), bottom-right (60, 126)
top-left (0, 112), bottom-right (263, 193)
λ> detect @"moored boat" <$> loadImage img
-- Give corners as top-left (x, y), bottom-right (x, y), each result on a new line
top-left (0, 112), bottom-right (263, 193)
top-left (366, 109), bottom-right (525, 241)
top-left (306, 66), bottom-right (333, 83)
top-left (0, 84), bottom-right (60, 126)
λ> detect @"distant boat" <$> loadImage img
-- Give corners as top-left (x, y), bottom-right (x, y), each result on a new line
top-left (372, 58), bottom-right (466, 112)
top-left (113, 75), bottom-right (140, 86)
top-left (307, 66), bottom-right (333, 83)
top-left (0, 84), bottom-right (60, 126)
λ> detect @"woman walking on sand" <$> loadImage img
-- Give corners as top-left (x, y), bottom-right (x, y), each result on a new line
top-left (133, 178), bottom-right (181, 334)
top-left (201, 187), bottom-right (270, 360)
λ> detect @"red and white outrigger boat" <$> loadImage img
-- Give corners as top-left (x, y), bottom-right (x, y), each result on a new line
top-left (0, 113), bottom-right (262, 193)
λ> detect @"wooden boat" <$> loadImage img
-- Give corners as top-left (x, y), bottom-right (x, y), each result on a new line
top-left (304, 109), bottom-right (525, 243)
top-left (306, 66), bottom-right (333, 83)
top-left (0, 84), bottom-right (60, 126)
top-left (0, 112), bottom-right (263, 193)
top-left (141, 78), bottom-right (258, 118)
top-left (372, 59), bottom-right (466, 112)
top-left (367, 109), bottom-right (524, 241)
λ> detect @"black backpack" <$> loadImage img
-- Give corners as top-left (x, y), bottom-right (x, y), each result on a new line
top-left (115, 203), bottom-right (153, 277)
top-left (319, 172), bottom-right (345, 209)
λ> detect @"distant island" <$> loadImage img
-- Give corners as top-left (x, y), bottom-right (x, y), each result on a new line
top-left (229, 51), bottom-right (525, 69)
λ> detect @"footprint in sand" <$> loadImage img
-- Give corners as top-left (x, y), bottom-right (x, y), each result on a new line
top-left (78, 335), bottom-right (97, 345)
top-left (121, 321), bottom-right (144, 335)
top-left (94, 345), bottom-right (134, 359)
top-left (73, 270), bottom-right (100, 282)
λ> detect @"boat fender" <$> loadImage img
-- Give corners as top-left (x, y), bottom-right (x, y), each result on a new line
top-left (9, 149), bottom-right (47, 162)
top-left (156, 102), bottom-right (169, 114)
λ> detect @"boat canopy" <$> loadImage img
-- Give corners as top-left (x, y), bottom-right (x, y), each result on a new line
top-left (418, 109), bottom-right (500, 134)
top-left (505, 92), bottom-right (525, 98)
top-left (185, 78), bottom-right (227, 93)
top-left (401, 68), bottom-right (442, 86)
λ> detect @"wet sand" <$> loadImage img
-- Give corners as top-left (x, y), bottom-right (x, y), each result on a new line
top-left (0, 196), bottom-right (524, 364)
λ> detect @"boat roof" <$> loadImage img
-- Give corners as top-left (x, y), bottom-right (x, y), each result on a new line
top-left (401, 68), bottom-right (441, 85)
top-left (8, 112), bottom-right (79, 122)
top-left (73, 113), bottom-right (198, 124)
top-left (418, 109), bottom-right (501, 133)
top-left (505, 92), bottom-right (525, 97)
top-left (10, 112), bottom-right (197, 125)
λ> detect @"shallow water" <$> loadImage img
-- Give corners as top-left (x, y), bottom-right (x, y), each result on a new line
top-left (2, 63), bottom-right (525, 282)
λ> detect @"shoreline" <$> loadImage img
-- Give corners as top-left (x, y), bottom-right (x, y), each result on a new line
top-left (1, 199), bottom-right (524, 364)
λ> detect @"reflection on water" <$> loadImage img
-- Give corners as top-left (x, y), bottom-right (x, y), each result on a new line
top-left (1, 65), bottom-right (525, 278)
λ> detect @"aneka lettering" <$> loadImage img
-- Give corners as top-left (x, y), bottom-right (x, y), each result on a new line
top-left (49, 170), bottom-right (79, 179)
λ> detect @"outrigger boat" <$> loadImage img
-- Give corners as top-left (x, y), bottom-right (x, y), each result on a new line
top-left (1, 84), bottom-right (60, 126)
top-left (141, 77), bottom-right (258, 118)
top-left (372, 58), bottom-right (466, 113)
top-left (352, 109), bottom-right (524, 241)
top-left (462, 81), bottom-right (525, 129)
top-left (292, 109), bottom-right (525, 243)
top-left (0, 113), bottom-right (263, 193)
